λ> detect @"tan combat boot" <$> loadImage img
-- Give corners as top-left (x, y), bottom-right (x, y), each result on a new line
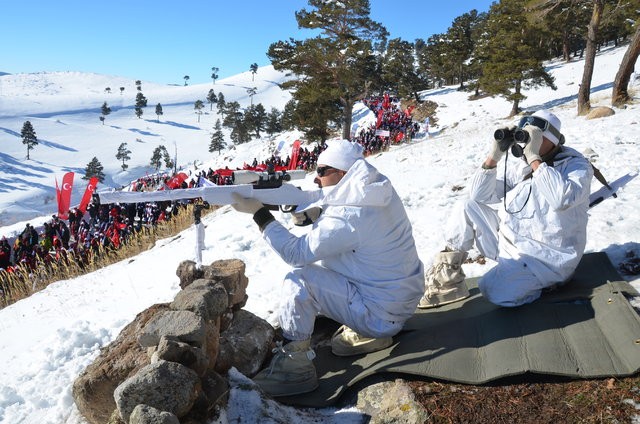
top-left (418, 250), bottom-right (470, 308)
top-left (252, 339), bottom-right (318, 396)
top-left (331, 325), bottom-right (393, 357)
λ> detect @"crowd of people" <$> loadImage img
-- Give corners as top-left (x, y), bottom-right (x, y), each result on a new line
top-left (1, 200), bottom-right (185, 274)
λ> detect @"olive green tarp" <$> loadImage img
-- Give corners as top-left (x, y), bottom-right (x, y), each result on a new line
top-left (280, 252), bottom-right (640, 407)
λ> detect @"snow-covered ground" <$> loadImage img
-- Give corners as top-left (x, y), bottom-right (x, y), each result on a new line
top-left (0, 44), bottom-right (639, 423)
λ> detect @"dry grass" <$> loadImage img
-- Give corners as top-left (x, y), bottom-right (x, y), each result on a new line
top-left (409, 376), bottom-right (640, 423)
top-left (0, 204), bottom-right (216, 308)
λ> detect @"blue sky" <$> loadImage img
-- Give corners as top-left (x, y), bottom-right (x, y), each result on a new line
top-left (1, 0), bottom-right (494, 85)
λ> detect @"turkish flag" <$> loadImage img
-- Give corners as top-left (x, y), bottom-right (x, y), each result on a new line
top-left (78, 177), bottom-right (99, 213)
top-left (57, 172), bottom-right (75, 220)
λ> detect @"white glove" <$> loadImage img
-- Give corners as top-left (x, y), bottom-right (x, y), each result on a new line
top-left (291, 207), bottom-right (322, 226)
top-left (231, 192), bottom-right (264, 215)
top-left (489, 125), bottom-right (515, 162)
top-left (522, 126), bottom-right (544, 165)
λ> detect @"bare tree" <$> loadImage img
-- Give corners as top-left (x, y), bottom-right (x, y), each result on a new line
top-left (612, 20), bottom-right (640, 107)
top-left (577, 0), bottom-right (604, 115)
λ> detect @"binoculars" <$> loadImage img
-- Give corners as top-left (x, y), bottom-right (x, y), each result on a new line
top-left (494, 127), bottom-right (531, 158)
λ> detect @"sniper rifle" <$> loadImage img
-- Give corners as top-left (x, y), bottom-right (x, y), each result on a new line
top-left (96, 168), bottom-right (323, 210)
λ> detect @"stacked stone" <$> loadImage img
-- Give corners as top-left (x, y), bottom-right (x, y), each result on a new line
top-left (73, 259), bottom-right (276, 424)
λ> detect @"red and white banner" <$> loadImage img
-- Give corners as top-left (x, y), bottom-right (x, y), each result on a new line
top-left (78, 177), bottom-right (99, 213)
top-left (56, 172), bottom-right (75, 220)
top-left (289, 140), bottom-right (301, 170)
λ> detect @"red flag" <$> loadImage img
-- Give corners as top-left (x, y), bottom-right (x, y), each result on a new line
top-left (376, 110), bottom-right (383, 128)
top-left (382, 93), bottom-right (390, 109)
top-left (289, 140), bottom-right (301, 170)
top-left (78, 177), bottom-right (99, 213)
top-left (57, 172), bottom-right (75, 220)
top-left (167, 172), bottom-right (189, 189)
top-left (394, 131), bottom-right (405, 143)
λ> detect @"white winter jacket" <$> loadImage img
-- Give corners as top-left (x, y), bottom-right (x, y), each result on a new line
top-left (262, 159), bottom-right (425, 321)
top-left (470, 146), bottom-right (593, 283)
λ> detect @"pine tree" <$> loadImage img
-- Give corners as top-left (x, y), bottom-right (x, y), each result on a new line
top-left (250, 63), bottom-right (258, 81)
top-left (477, 0), bottom-right (556, 116)
top-left (206, 89), bottom-right (217, 111)
top-left (184, 75), bottom-right (190, 86)
top-left (194, 100), bottom-right (205, 122)
top-left (281, 99), bottom-right (297, 131)
top-left (381, 38), bottom-right (422, 100)
top-left (162, 147), bottom-right (174, 169)
top-left (265, 107), bottom-right (283, 136)
top-left (267, 0), bottom-right (388, 140)
top-left (246, 87), bottom-right (257, 106)
top-left (155, 103), bottom-right (163, 122)
top-left (211, 66), bottom-right (219, 85)
top-left (116, 143), bottom-right (131, 171)
top-left (245, 103), bottom-right (267, 138)
top-left (216, 92), bottom-right (227, 118)
top-left (83, 157), bottom-right (105, 182)
top-left (150, 147), bottom-right (164, 170)
top-left (21, 120), bottom-right (38, 160)
top-left (100, 101), bottom-right (111, 125)
top-left (135, 92), bottom-right (147, 118)
top-left (209, 119), bottom-right (227, 155)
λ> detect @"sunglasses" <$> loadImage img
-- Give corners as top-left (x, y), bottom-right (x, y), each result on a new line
top-left (517, 116), bottom-right (563, 143)
top-left (316, 165), bottom-right (337, 177)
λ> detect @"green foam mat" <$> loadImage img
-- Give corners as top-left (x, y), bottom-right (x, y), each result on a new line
top-left (279, 252), bottom-right (640, 407)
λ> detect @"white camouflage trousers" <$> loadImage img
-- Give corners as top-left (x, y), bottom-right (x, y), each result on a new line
top-left (444, 198), bottom-right (545, 307)
top-left (277, 264), bottom-right (403, 341)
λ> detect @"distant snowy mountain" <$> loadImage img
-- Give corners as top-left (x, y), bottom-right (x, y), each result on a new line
top-left (0, 66), bottom-right (295, 227)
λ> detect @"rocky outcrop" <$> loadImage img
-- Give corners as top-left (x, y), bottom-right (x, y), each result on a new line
top-left (586, 106), bottom-right (615, 120)
top-left (73, 258), bottom-right (274, 424)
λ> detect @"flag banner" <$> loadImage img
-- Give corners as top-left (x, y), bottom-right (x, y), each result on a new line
top-left (375, 129), bottom-right (390, 137)
top-left (167, 172), bottom-right (189, 189)
top-left (289, 140), bottom-right (301, 170)
top-left (78, 177), bottom-right (99, 213)
top-left (58, 172), bottom-right (75, 220)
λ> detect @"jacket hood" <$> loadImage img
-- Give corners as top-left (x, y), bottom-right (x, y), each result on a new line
top-left (321, 159), bottom-right (392, 207)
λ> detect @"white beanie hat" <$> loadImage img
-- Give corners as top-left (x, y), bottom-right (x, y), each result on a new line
top-left (317, 139), bottom-right (364, 171)
top-left (532, 110), bottom-right (562, 145)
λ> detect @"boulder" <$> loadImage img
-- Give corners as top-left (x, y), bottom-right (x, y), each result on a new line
top-left (130, 404), bottom-right (180, 424)
top-left (354, 379), bottom-right (429, 424)
top-left (152, 336), bottom-right (209, 377)
top-left (215, 309), bottom-right (275, 377)
top-left (176, 260), bottom-right (204, 289)
top-left (171, 279), bottom-right (228, 321)
top-left (586, 106), bottom-right (615, 120)
top-left (138, 310), bottom-right (206, 348)
top-left (114, 360), bottom-right (200, 422)
top-left (73, 303), bottom-right (169, 424)
top-left (203, 259), bottom-right (248, 307)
